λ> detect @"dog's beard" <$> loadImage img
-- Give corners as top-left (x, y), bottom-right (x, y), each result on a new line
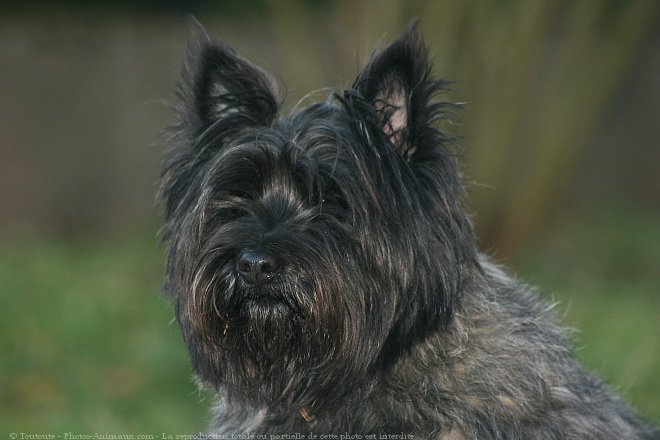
top-left (228, 276), bottom-right (314, 359)
top-left (179, 244), bottom-right (371, 412)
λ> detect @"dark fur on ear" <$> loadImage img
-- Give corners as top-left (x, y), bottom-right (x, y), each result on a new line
top-left (159, 20), bottom-right (280, 222)
top-left (350, 20), bottom-right (457, 161)
top-left (181, 19), bottom-right (279, 137)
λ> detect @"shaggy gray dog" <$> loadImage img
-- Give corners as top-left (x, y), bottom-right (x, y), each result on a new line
top-left (159, 20), bottom-right (658, 439)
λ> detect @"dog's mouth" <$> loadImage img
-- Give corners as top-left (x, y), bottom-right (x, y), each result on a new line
top-left (238, 278), bottom-right (285, 300)
top-left (231, 278), bottom-right (311, 322)
top-left (243, 290), bottom-right (285, 307)
top-left (235, 283), bottom-right (295, 313)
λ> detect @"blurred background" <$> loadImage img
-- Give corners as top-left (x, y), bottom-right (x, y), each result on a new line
top-left (1, 0), bottom-right (659, 433)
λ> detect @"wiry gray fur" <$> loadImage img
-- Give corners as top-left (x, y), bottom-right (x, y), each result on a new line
top-left (205, 258), bottom-right (657, 439)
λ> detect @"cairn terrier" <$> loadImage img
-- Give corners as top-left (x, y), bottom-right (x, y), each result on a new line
top-left (158, 21), bottom-right (658, 439)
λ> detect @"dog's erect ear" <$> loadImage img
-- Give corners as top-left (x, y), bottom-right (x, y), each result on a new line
top-left (352, 20), bottom-right (453, 159)
top-left (160, 21), bottom-right (279, 222)
top-left (177, 20), bottom-right (279, 140)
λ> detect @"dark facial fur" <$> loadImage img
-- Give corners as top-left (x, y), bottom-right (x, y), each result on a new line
top-left (159, 21), bottom-right (658, 438)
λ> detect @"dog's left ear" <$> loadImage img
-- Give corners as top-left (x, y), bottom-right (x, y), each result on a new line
top-left (352, 20), bottom-right (452, 159)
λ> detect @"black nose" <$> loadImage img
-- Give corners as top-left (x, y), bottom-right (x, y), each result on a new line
top-left (237, 248), bottom-right (282, 285)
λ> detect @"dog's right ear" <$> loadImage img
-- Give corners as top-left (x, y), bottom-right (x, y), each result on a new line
top-left (176, 20), bottom-right (280, 142)
top-left (160, 21), bottom-right (279, 222)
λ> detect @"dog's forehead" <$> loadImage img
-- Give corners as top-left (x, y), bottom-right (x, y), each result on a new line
top-left (274, 102), bottom-right (359, 154)
top-left (284, 102), bottom-right (350, 133)
top-left (211, 101), bottom-right (372, 186)
top-left (199, 105), bottom-right (344, 165)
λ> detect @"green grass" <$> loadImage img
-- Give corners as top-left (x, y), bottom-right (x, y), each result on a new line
top-left (1, 204), bottom-right (658, 432)
top-left (0, 232), bottom-right (211, 434)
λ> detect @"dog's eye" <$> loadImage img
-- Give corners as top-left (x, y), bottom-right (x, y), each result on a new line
top-left (209, 199), bottom-right (246, 222)
top-left (220, 207), bottom-right (244, 222)
top-left (320, 190), bottom-right (350, 220)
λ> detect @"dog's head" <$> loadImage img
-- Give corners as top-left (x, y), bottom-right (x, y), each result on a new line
top-left (159, 21), bottom-right (478, 413)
